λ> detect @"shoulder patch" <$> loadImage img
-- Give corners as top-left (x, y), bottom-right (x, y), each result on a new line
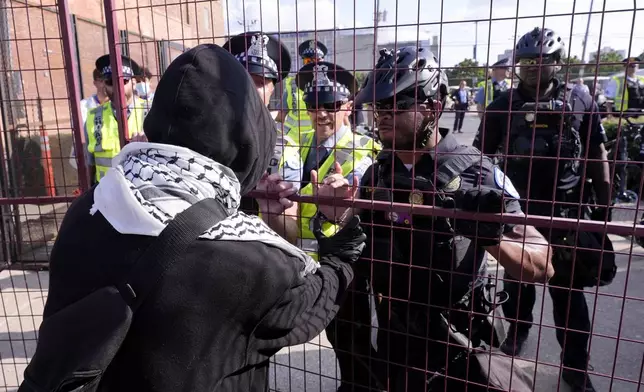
top-left (493, 167), bottom-right (520, 199)
top-left (442, 176), bottom-right (462, 192)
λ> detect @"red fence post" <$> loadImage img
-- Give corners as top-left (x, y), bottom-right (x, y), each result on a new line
top-left (103, 0), bottom-right (130, 149)
top-left (57, 0), bottom-right (90, 193)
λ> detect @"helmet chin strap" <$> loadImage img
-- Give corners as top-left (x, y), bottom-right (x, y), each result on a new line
top-left (416, 99), bottom-right (443, 149)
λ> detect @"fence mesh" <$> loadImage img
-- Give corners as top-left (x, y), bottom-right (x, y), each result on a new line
top-left (0, 0), bottom-right (643, 391)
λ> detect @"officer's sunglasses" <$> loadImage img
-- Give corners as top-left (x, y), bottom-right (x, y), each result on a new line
top-left (517, 57), bottom-right (557, 66)
top-left (104, 78), bottom-right (131, 87)
top-left (373, 99), bottom-right (417, 117)
top-left (305, 100), bottom-right (347, 112)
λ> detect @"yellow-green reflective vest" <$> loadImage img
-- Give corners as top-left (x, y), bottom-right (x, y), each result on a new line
top-left (292, 128), bottom-right (381, 260)
top-left (86, 100), bottom-right (145, 181)
top-left (612, 75), bottom-right (644, 112)
top-left (477, 78), bottom-right (511, 106)
top-left (282, 76), bottom-right (313, 139)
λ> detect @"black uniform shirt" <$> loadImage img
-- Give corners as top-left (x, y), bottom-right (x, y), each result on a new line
top-left (473, 80), bottom-right (607, 213)
top-left (358, 132), bottom-right (523, 307)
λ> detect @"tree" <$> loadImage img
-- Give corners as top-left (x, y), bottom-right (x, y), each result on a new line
top-left (587, 49), bottom-right (624, 76)
top-left (445, 59), bottom-right (487, 86)
top-left (354, 72), bottom-right (367, 89)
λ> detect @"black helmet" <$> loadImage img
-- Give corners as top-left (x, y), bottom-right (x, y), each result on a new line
top-left (515, 27), bottom-right (566, 61)
top-left (354, 46), bottom-right (448, 106)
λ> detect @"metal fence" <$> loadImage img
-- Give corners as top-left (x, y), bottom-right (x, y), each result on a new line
top-left (0, 0), bottom-right (643, 390)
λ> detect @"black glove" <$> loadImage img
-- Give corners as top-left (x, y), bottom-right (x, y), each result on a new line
top-left (447, 187), bottom-right (506, 246)
top-left (591, 206), bottom-right (612, 222)
top-left (313, 215), bottom-right (367, 264)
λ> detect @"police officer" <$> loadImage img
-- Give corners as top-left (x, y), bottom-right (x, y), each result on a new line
top-left (475, 57), bottom-right (512, 118)
top-left (69, 68), bottom-right (109, 170)
top-left (223, 32), bottom-right (301, 242)
top-left (274, 39), bottom-right (328, 137)
top-left (324, 46), bottom-right (553, 392)
top-left (605, 57), bottom-right (644, 113)
top-left (85, 54), bottom-right (147, 184)
top-left (277, 61), bottom-right (380, 258)
top-left (474, 27), bottom-right (612, 392)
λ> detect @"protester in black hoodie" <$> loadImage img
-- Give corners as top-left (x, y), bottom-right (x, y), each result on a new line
top-left (30, 44), bottom-right (364, 391)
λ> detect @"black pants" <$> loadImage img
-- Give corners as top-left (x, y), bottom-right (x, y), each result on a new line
top-left (453, 104), bottom-right (467, 131)
top-left (503, 269), bottom-right (591, 369)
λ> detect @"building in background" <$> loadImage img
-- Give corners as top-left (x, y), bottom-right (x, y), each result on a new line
top-left (0, 0), bottom-right (225, 196)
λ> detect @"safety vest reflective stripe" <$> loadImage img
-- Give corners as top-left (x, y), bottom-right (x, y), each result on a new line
top-left (612, 76), bottom-right (644, 111)
top-left (478, 79), bottom-right (511, 106)
top-left (86, 100), bottom-right (145, 182)
top-left (283, 76), bottom-right (313, 138)
top-left (297, 130), bottom-right (381, 259)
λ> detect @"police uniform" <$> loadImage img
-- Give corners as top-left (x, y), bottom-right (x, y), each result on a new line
top-left (605, 57), bottom-right (644, 112)
top-left (69, 94), bottom-right (102, 170)
top-left (328, 131), bottom-right (523, 391)
top-left (276, 40), bottom-right (328, 141)
top-left (84, 55), bottom-right (147, 183)
top-left (475, 58), bottom-right (511, 107)
top-left (223, 32), bottom-right (300, 215)
top-left (474, 78), bottom-right (607, 371)
top-left (289, 62), bottom-right (380, 258)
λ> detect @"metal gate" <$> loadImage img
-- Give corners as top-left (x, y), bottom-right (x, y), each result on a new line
top-left (0, 0), bottom-right (643, 390)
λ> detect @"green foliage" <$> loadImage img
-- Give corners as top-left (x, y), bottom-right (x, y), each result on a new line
top-left (587, 49), bottom-right (625, 76)
top-left (445, 58), bottom-right (487, 85)
top-left (354, 72), bottom-right (367, 89)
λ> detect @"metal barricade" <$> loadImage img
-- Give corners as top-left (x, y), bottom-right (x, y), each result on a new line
top-left (0, 0), bottom-right (643, 391)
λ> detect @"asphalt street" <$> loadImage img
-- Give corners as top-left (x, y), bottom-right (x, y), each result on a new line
top-left (267, 111), bottom-right (644, 392)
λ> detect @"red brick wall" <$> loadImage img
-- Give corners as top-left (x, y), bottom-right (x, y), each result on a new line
top-left (1, 0), bottom-right (225, 194)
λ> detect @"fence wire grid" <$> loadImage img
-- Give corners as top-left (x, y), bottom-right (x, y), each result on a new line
top-left (0, 0), bottom-right (642, 391)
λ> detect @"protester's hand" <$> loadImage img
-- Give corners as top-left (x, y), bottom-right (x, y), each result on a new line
top-left (129, 132), bottom-right (148, 142)
top-left (255, 172), bottom-right (297, 216)
top-left (447, 187), bottom-right (506, 246)
top-left (313, 215), bottom-right (366, 263)
top-left (311, 162), bottom-right (359, 222)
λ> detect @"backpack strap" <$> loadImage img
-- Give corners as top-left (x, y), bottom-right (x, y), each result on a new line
top-left (118, 198), bottom-right (227, 311)
top-left (434, 146), bottom-right (482, 189)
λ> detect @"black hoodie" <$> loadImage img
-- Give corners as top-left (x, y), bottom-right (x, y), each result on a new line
top-left (41, 44), bottom-right (353, 391)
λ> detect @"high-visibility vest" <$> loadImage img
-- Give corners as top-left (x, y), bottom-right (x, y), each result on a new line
top-left (86, 100), bottom-right (146, 181)
top-left (477, 78), bottom-right (511, 106)
top-left (282, 76), bottom-right (313, 140)
top-left (293, 128), bottom-right (381, 260)
top-left (612, 75), bottom-right (644, 112)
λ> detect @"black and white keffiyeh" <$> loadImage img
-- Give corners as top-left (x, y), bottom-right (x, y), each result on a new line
top-left (91, 142), bottom-right (319, 277)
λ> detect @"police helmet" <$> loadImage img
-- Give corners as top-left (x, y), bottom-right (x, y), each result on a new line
top-left (296, 62), bottom-right (355, 105)
top-left (223, 31), bottom-right (291, 82)
top-left (95, 54), bottom-right (140, 80)
top-left (354, 46), bottom-right (448, 107)
top-left (298, 40), bottom-right (328, 62)
top-left (515, 27), bottom-right (566, 61)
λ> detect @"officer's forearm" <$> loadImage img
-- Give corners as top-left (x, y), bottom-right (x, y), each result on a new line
top-left (485, 224), bottom-right (554, 283)
top-left (588, 145), bottom-right (611, 207)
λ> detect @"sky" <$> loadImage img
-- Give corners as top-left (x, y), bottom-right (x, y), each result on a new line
top-left (221, 0), bottom-right (644, 67)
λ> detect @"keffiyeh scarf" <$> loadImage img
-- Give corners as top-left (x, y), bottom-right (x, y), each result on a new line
top-left (91, 142), bottom-right (319, 277)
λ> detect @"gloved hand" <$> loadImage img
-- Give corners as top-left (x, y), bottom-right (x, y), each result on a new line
top-left (447, 187), bottom-right (506, 246)
top-left (591, 206), bottom-right (612, 222)
top-left (313, 215), bottom-right (367, 264)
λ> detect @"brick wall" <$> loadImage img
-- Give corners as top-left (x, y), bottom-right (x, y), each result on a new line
top-left (0, 0), bottom-right (225, 195)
